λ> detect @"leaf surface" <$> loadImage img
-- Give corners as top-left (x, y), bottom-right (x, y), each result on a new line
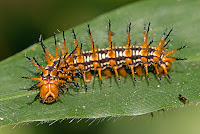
top-left (0, 0), bottom-right (200, 127)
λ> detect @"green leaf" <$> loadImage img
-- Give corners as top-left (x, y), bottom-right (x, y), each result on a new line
top-left (1, 0), bottom-right (200, 127)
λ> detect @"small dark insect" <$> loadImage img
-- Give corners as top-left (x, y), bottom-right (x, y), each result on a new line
top-left (178, 94), bottom-right (189, 104)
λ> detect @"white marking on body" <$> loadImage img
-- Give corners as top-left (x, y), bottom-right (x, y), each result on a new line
top-left (119, 51), bottom-right (123, 57)
top-left (98, 53), bottom-right (102, 61)
top-left (74, 58), bottom-right (77, 64)
top-left (101, 53), bottom-right (106, 59)
top-left (135, 59), bottom-right (141, 62)
top-left (138, 51), bottom-right (142, 56)
top-left (115, 49), bottom-right (119, 57)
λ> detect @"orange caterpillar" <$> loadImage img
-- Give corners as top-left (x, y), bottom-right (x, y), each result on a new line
top-left (22, 21), bottom-right (186, 103)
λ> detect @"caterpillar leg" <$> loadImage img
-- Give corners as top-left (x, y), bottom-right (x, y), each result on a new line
top-left (85, 71), bottom-right (93, 82)
top-left (129, 65), bottom-right (136, 81)
top-left (153, 64), bottom-right (161, 80)
top-left (118, 67), bottom-right (127, 77)
top-left (135, 66), bottom-right (143, 76)
top-left (97, 68), bottom-right (103, 84)
top-left (103, 68), bottom-right (112, 78)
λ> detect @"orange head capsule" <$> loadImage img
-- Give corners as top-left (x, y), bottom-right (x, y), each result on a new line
top-left (40, 83), bottom-right (59, 103)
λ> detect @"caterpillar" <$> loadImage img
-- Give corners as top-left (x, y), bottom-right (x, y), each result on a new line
top-left (22, 20), bottom-right (186, 104)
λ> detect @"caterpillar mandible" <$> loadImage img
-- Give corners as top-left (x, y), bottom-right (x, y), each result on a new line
top-left (22, 20), bottom-right (186, 103)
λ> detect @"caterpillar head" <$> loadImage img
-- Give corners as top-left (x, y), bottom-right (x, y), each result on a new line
top-left (40, 83), bottom-right (59, 103)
